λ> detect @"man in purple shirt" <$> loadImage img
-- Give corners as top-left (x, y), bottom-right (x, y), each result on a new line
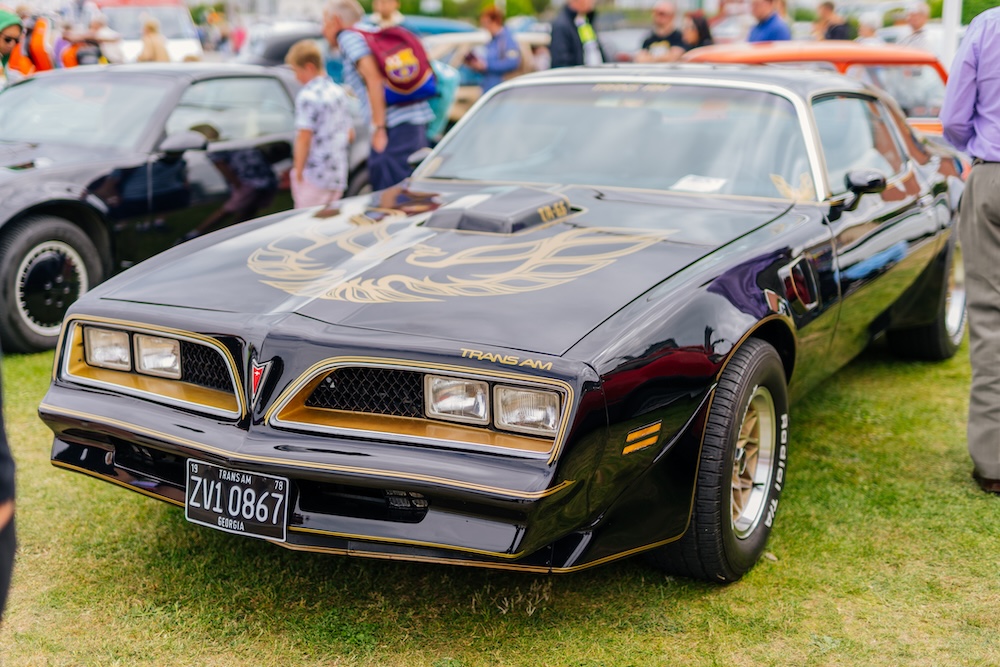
top-left (940, 6), bottom-right (1000, 494)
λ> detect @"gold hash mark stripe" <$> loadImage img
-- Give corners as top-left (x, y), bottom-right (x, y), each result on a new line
top-left (42, 404), bottom-right (575, 500)
top-left (625, 421), bottom-right (662, 443)
top-left (622, 436), bottom-right (659, 455)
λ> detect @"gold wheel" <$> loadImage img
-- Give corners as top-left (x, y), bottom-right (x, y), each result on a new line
top-left (731, 385), bottom-right (776, 540)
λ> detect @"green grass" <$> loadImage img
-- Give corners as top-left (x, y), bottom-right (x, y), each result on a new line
top-left (2, 341), bottom-right (998, 666)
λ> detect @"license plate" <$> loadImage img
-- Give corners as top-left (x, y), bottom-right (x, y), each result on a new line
top-left (185, 459), bottom-right (289, 542)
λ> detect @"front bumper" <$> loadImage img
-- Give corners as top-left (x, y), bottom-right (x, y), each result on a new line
top-left (41, 389), bottom-right (595, 572)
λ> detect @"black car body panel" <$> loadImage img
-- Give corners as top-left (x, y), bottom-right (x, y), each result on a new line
top-left (40, 65), bottom-right (965, 575)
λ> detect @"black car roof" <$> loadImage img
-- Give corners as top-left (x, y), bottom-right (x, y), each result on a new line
top-left (516, 62), bottom-right (872, 99)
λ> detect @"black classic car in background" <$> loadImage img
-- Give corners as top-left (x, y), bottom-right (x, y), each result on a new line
top-left (40, 66), bottom-right (966, 581)
top-left (0, 64), bottom-right (369, 353)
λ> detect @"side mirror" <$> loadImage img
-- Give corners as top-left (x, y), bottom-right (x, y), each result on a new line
top-left (407, 146), bottom-right (433, 167)
top-left (845, 168), bottom-right (887, 196)
top-left (837, 168), bottom-right (887, 214)
top-left (158, 131), bottom-right (208, 156)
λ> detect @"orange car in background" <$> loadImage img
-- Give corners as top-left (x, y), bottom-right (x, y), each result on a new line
top-left (684, 41), bottom-right (948, 136)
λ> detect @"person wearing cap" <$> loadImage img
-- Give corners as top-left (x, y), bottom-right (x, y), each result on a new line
top-left (0, 10), bottom-right (23, 87)
top-left (940, 5), bottom-right (1000, 495)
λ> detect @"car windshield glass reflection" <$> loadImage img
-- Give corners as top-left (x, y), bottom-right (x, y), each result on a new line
top-left (102, 6), bottom-right (197, 40)
top-left (845, 64), bottom-right (945, 118)
top-left (0, 78), bottom-right (171, 150)
top-left (424, 84), bottom-right (813, 200)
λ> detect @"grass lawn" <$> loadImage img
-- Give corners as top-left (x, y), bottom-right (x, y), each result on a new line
top-left (1, 340), bottom-right (998, 666)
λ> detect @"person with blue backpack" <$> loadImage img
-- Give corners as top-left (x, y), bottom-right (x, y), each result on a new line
top-left (322, 0), bottom-right (436, 191)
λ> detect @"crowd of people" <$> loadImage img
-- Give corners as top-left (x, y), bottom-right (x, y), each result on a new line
top-left (0, 2), bottom-right (180, 87)
top-left (545, 0), bottom-right (940, 70)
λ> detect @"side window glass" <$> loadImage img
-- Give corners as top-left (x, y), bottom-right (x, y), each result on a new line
top-left (164, 77), bottom-right (294, 142)
top-left (812, 96), bottom-right (905, 196)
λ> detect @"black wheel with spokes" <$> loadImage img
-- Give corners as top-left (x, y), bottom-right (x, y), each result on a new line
top-left (0, 216), bottom-right (103, 353)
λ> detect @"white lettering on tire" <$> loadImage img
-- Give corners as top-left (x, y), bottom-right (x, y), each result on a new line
top-left (765, 412), bottom-right (789, 528)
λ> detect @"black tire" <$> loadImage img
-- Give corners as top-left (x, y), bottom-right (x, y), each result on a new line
top-left (0, 216), bottom-right (103, 353)
top-left (647, 338), bottom-right (789, 583)
top-left (887, 238), bottom-right (966, 361)
top-left (345, 165), bottom-right (372, 197)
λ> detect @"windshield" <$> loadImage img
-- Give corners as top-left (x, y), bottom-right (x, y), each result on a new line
top-left (423, 83), bottom-right (813, 200)
top-left (845, 64), bottom-right (945, 118)
top-left (0, 77), bottom-right (171, 149)
top-left (102, 6), bottom-right (197, 40)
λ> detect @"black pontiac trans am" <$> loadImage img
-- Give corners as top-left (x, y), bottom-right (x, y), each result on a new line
top-left (40, 65), bottom-right (966, 581)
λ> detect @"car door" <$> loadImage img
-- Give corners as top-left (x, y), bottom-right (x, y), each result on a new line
top-left (813, 93), bottom-right (940, 367)
top-left (125, 75), bottom-right (296, 262)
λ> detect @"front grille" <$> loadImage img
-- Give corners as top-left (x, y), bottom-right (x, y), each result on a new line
top-left (306, 367), bottom-right (424, 417)
top-left (181, 342), bottom-right (233, 392)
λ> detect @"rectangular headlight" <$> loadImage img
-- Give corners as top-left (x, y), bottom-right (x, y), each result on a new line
top-left (494, 386), bottom-right (561, 437)
top-left (134, 335), bottom-right (181, 379)
top-left (84, 327), bottom-right (131, 371)
top-left (425, 375), bottom-right (489, 425)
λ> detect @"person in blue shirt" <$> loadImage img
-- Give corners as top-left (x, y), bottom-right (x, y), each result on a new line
top-left (467, 5), bottom-right (521, 93)
top-left (748, 0), bottom-right (791, 42)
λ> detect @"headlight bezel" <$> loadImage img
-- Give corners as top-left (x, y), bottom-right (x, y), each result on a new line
top-left (270, 358), bottom-right (572, 460)
top-left (63, 317), bottom-right (244, 420)
top-left (422, 374), bottom-right (563, 438)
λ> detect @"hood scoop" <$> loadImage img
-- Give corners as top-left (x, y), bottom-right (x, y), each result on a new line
top-left (423, 187), bottom-right (573, 234)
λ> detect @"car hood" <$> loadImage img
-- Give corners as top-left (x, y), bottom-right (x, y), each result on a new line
top-left (0, 141), bottom-right (115, 175)
top-left (98, 182), bottom-right (793, 356)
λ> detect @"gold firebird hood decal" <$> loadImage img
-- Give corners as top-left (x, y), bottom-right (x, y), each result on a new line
top-left (246, 212), bottom-right (673, 304)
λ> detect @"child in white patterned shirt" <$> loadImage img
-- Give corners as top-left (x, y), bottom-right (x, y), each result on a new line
top-left (286, 40), bottom-right (354, 208)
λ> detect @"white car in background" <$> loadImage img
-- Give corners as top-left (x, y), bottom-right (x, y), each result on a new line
top-left (91, 0), bottom-right (204, 62)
